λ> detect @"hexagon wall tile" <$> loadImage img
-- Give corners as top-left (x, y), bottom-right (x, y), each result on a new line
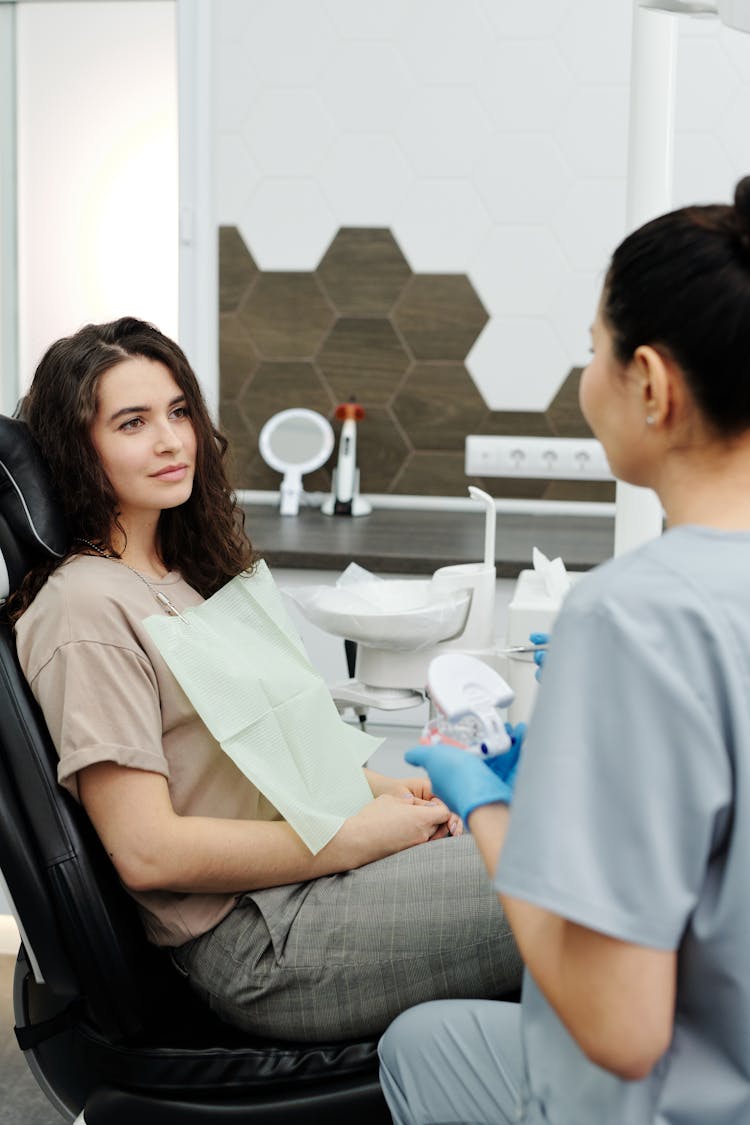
top-left (316, 318), bottom-right (411, 405)
top-left (239, 272), bottom-right (334, 358)
top-left (394, 274), bottom-right (488, 362)
top-left (316, 228), bottom-right (411, 316)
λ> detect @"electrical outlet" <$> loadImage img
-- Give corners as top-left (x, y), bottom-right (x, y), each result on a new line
top-left (465, 436), bottom-right (613, 480)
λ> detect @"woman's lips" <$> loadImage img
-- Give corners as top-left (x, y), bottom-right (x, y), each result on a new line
top-left (152, 464), bottom-right (189, 482)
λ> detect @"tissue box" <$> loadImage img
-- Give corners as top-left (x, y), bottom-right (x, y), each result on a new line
top-left (506, 568), bottom-right (567, 646)
top-left (505, 566), bottom-right (580, 724)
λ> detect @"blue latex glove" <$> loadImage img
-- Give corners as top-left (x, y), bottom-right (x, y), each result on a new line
top-left (404, 743), bottom-right (513, 823)
top-left (486, 721), bottom-right (526, 790)
top-left (530, 631), bottom-right (549, 682)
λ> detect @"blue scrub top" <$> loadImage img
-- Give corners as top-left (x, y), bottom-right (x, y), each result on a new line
top-left (496, 526), bottom-right (750, 1125)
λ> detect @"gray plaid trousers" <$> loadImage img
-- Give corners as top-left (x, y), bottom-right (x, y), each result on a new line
top-left (173, 834), bottom-right (522, 1041)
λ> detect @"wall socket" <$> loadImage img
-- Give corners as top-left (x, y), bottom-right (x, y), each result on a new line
top-left (465, 435), bottom-right (613, 480)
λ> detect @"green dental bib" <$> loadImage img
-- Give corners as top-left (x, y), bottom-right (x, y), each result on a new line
top-left (144, 561), bottom-right (380, 853)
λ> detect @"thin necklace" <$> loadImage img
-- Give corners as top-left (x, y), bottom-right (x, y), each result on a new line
top-left (76, 538), bottom-right (187, 620)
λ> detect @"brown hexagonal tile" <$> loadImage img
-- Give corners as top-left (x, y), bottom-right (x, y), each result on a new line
top-left (476, 475), bottom-right (549, 500)
top-left (394, 274), bottom-right (488, 361)
top-left (338, 406), bottom-right (410, 493)
top-left (316, 228), bottom-right (412, 316)
top-left (316, 319), bottom-right (411, 405)
top-left (391, 452), bottom-right (478, 496)
top-left (219, 226), bottom-right (258, 314)
top-left (543, 479), bottom-right (615, 502)
top-left (219, 396), bottom-right (257, 490)
top-left (219, 312), bottom-right (258, 400)
top-left (478, 409), bottom-right (555, 438)
top-left (238, 273), bottom-right (335, 358)
top-left (545, 366), bottom-right (593, 437)
top-left (239, 361), bottom-right (334, 434)
top-left (392, 363), bottom-right (487, 451)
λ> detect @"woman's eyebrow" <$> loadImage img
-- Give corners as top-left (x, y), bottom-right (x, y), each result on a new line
top-left (108, 395), bottom-right (186, 423)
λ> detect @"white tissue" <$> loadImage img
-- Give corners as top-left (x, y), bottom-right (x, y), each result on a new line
top-left (532, 546), bottom-right (571, 603)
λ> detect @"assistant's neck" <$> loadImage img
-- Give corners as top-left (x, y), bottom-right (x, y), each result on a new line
top-left (654, 435), bottom-right (750, 532)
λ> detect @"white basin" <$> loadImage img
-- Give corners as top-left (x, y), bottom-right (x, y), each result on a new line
top-left (288, 579), bottom-right (472, 652)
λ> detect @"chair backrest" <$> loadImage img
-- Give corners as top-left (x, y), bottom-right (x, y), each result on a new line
top-left (0, 414), bottom-right (184, 1042)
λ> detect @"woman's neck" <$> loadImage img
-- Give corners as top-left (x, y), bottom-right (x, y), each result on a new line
top-left (109, 518), bottom-right (168, 579)
top-left (655, 436), bottom-right (750, 531)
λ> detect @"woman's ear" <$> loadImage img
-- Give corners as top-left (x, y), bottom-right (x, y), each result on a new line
top-left (632, 345), bottom-right (683, 427)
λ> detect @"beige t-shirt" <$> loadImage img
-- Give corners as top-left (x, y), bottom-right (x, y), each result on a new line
top-left (15, 554), bottom-right (282, 947)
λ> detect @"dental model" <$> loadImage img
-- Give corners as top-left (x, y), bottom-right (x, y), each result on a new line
top-left (421, 653), bottom-right (515, 758)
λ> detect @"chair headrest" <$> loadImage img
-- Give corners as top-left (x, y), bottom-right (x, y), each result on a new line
top-left (0, 414), bottom-right (69, 601)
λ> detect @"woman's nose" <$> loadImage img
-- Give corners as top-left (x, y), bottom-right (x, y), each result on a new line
top-left (154, 418), bottom-right (182, 452)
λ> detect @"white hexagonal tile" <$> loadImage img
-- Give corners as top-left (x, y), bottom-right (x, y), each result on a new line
top-left (555, 87), bottom-right (629, 179)
top-left (323, 0), bottom-right (405, 38)
top-left (481, 0), bottom-right (572, 38)
top-left (398, 0), bottom-right (495, 85)
top-left (477, 39), bottom-right (573, 132)
top-left (317, 134), bottom-right (414, 225)
top-left (239, 179), bottom-right (337, 270)
top-left (716, 18), bottom-right (750, 80)
top-left (215, 133), bottom-right (261, 224)
top-left (396, 87), bottom-right (493, 177)
top-left (673, 133), bottom-right (737, 207)
top-left (470, 227), bottom-right (568, 318)
top-left (392, 180), bottom-right (492, 272)
top-left (552, 179), bottom-right (627, 273)
top-left (675, 37), bottom-right (740, 131)
top-left (556, 0), bottom-right (633, 85)
top-left (242, 89), bottom-right (336, 176)
top-left (466, 318), bottom-right (569, 412)
top-left (213, 29), bottom-right (264, 133)
top-left (716, 89), bottom-right (750, 172)
top-left (474, 134), bottom-right (573, 223)
top-left (243, 0), bottom-right (336, 85)
top-left (548, 272), bottom-right (601, 368)
top-left (319, 42), bottom-right (416, 131)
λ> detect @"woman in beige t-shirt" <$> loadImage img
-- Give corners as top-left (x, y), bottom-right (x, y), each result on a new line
top-left (11, 317), bottom-right (521, 1042)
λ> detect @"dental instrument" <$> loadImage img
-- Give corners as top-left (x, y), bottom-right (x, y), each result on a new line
top-left (321, 399), bottom-right (372, 517)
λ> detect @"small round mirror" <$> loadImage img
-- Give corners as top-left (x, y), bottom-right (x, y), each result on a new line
top-left (258, 409), bottom-right (334, 515)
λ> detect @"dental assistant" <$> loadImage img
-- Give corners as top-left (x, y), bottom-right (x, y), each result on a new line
top-left (10, 317), bottom-right (522, 1044)
top-left (379, 177), bottom-right (750, 1124)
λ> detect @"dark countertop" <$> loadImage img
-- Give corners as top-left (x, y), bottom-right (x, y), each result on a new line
top-left (241, 503), bottom-right (615, 577)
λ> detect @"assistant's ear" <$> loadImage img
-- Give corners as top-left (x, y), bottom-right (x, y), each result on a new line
top-left (632, 345), bottom-right (682, 427)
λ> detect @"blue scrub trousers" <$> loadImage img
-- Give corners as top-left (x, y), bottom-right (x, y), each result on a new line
top-left (378, 999), bottom-right (524, 1125)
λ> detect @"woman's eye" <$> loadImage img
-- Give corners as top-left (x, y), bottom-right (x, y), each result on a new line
top-left (120, 417), bottom-right (144, 431)
top-left (171, 406), bottom-right (190, 420)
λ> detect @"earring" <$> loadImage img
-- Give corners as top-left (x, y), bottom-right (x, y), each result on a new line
top-left (646, 415), bottom-right (655, 426)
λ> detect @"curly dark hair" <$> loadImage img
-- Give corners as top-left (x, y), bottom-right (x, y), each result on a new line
top-left (9, 317), bottom-right (259, 621)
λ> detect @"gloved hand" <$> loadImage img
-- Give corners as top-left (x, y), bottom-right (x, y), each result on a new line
top-left (404, 743), bottom-right (513, 823)
top-left (530, 632), bottom-right (549, 682)
top-left (486, 722), bottom-right (526, 789)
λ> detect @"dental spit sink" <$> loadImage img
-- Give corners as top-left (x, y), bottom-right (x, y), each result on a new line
top-left (289, 578), bottom-right (472, 652)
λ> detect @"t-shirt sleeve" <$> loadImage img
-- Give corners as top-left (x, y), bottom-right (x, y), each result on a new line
top-left (495, 574), bottom-right (732, 950)
top-left (30, 640), bottom-right (169, 799)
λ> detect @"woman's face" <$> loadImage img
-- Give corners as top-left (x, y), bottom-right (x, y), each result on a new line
top-left (90, 356), bottom-right (197, 526)
top-left (579, 302), bottom-right (652, 487)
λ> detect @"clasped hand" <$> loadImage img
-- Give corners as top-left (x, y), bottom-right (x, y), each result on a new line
top-left (405, 722), bottom-right (526, 825)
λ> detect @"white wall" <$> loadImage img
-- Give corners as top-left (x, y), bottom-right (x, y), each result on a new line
top-left (213, 0), bottom-right (750, 413)
top-left (15, 0), bottom-right (178, 394)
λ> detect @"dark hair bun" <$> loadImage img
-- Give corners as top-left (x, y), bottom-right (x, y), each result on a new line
top-left (734, 176), bottom-right (750, 253)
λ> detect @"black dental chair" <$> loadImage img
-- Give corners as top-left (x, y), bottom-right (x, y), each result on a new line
top-left (0, 414), bottom-right (390, 1123)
